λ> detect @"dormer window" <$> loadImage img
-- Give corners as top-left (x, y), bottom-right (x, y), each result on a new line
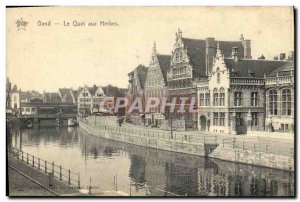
top-left (248, 70), bottom-right (255, 77)
top-left (231, 69), bottom-right (238, 77)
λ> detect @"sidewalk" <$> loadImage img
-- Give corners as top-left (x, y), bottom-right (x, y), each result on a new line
top-left (89, 116), bottom-right (294, 142)
top-left (8, 167), bottom-right (56, 196)
top-left (8, 156), bottom-right (80, 196)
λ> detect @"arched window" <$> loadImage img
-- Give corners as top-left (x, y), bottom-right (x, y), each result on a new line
top-left (219, 88), bottom-right (225, 106)
top-left (282, 89), bottom-right (291, 116)
top-left (213, 88), bottom-right (218, 106)
top-left (269, 90), bottom-right (277, 115)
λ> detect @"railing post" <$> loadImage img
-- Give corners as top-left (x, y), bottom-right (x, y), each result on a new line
top-left (88, 178), bottom-right (92, 194)
top-left (145, 184), bottom-right (148, 196)
top-left (27, 153), bottom-right (29, 164)
top-left (77, 173), bottom-right (80, 189)
top-left (17, 149), bottom-right (19, 159)
top-left (68, 169), bottom-right (71, 185)
top-left (52, 162), bottom-right (54, 174)
top-left (60, 165), bottom-right (62, 180)
top-left (45, 160), bottom-right (47, 173)
top-left (232, 138), bottom-right (236, 148)
top-left (22, 151), bottom-right (24, 162)
top-left (115, 174), bottom-right (118, 191)
top-left (38, 158), bottom-right (40, 170)
top-left (129, 182), bottom-right (132, 196)
top-left (32, 155), bottom-right (35, 167)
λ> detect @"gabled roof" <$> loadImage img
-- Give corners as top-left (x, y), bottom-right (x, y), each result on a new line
top-left (182, 38), bottom-right (245, 77)
top-left (218, 41), bottom-right (244, 58)
top-left (182, 38), bottom-right (206, 77)
top-left (131, 64), bottom-right (148, 90)
top-left (224, 58), bottom-right (289, 78)
top-left (71, 90), bottom-right (79, 99)
top-left (268, 62), bottom-right (294, 77)
top-left (20, 91), bottom-right (34, 100)
top-left (87, 86), bottom-right (99, 95)
top-left (43, 92), bottom-right (61, 102)
top-left (157, 54), bottom-right (171, 83)
top-left (102, 85), bottom-right (126, 97)
top-left (59, 88), bottom-right (72, 97)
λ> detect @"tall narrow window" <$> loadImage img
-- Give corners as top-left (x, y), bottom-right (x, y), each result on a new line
top-left (251, 112), bottom-right (258, 126)
top-left (213, 112), bottom-right (219, 126)
top-left (251, 92), bottom-right (258, 106)
top-left (199, 93), bottom-right (205, 106)
top-left (236, 113), bottom-right (243, 126)
top-left (219, 88), bottom-right (225, 106)
top-left (213, 88), bottom-right (218, 106)
top-left (269, 90), bottom-right (277, 115)
top-left (216, 67), bottom-right (220, 83)
top-left (205, 93), bottom-right (210, 106)
top-left (219, 113), bottom-right (225, 126)
top-left (234, 92), bottom-right (243, 106)
top-left (282, 89), bottom-right (291, 116)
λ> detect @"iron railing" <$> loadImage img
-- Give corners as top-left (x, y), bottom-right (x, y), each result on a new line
top-left (9, 147), bottom-right (81, 188)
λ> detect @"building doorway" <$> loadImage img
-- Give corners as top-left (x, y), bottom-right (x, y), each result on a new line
top-left (200, 116), bottom-right (206, 131)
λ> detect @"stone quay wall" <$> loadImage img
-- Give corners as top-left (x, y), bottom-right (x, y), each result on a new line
top-left (79, 121), bottom-right (294, 171)
top-left (79, 121), bottom-right (206, 157)
top-left (209, 146), bottom-right (294, 171)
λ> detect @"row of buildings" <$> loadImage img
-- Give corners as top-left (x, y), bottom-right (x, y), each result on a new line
top-left (125, 29), bottom-right (294, 135)
top-left (6, 80), bottom-right (126, 116)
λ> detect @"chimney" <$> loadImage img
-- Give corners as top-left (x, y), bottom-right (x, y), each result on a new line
top-left (279, 53), bottom-right (286, 61)
top-left (231, 47), bottom-right (239, 62)
top-left (240, 34), bottom-right (244, 41)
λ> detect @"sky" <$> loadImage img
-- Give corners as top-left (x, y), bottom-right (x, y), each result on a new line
top-left (6, 7), bottom-right (294, 92)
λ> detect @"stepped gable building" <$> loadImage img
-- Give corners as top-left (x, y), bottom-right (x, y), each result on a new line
top-left (77, 85), bottom-right (105, 114)
top-left (126, 64), bottom-right (148, 125)
top-left (144, 42), bottom-right (171, 127)
top-left (197, 43), bottom-right (289, 135)
top-left (265, 62), bottom-right (294, 133)
top-left (168, 28), bottom-right (251, 130)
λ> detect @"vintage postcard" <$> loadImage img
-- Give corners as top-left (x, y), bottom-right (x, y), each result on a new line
top-left (6, 6), bottom-right (295, 197)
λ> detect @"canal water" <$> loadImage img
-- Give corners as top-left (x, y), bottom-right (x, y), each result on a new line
top-left (8, 124), bottom-right (294, 197)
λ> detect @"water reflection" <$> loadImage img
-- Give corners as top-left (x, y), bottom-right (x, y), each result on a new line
top-left (8, 124), bottom-right (294, 196)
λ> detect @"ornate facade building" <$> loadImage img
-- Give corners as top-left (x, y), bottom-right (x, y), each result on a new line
top-left (197, 44), bottom-right (290, 135)
top-left (126, 64), bottom-right (148, 125)
top-left (144, 42), bottom-right (171, 127)
top-left (265, 63), bottom-right (294, 133)
top-left (168, 29), bottom-right (252, 130)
